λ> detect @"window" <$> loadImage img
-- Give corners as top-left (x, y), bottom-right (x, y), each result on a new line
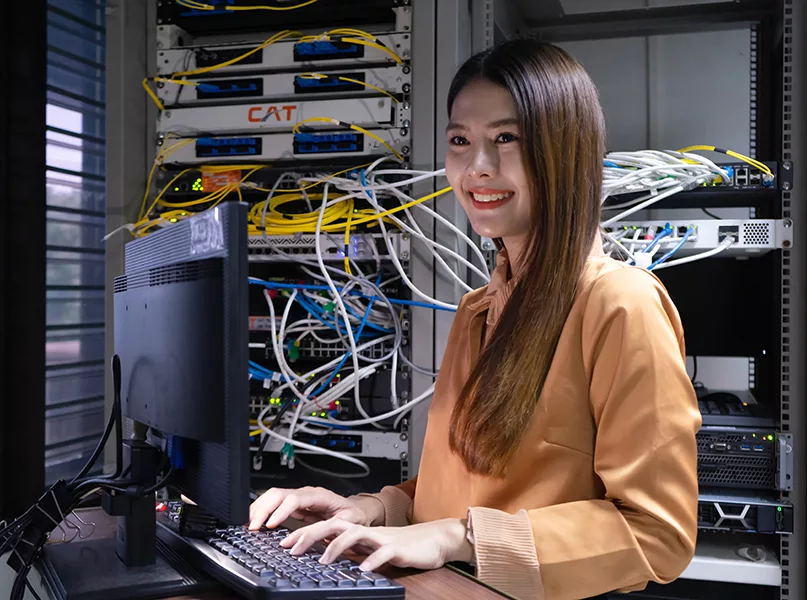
top-left (45, 0), bottom-right (106, 483)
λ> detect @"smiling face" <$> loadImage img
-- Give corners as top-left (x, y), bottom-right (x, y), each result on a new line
top-left (445, 78), bottom-right (533, 260)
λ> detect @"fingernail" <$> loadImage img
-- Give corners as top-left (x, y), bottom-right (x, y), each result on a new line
top-left (358, 564), bottom-right (370, 572)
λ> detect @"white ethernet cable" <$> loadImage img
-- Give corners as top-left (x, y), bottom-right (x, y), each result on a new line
top-left (315, 184), bottom-right (383, 429)
top-left (650, 237), bottom-right (735, 270)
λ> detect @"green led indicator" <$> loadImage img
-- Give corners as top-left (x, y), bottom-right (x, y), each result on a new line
top-left (778, 506), bottom-right (783, 512)
top-left (768, 435), bottom-right (774, 441)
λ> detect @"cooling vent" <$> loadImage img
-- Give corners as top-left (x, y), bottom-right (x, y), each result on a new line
top-left (698, 455), bottom-right (776, 488)
top-left (741, 221), bottom-right (772, 245)
top-left (114, 259), bottom-right (222, 293)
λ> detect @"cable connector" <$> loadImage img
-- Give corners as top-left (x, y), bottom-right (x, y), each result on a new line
top-left (633, 252), bottom-right (655, 270)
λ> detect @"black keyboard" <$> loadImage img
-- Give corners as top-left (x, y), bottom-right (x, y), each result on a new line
top-left (156, 520), bottom-right (406, 599)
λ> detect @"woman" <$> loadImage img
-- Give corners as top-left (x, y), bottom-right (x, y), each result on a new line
top-left (250, 39), bottom-right (701, 600)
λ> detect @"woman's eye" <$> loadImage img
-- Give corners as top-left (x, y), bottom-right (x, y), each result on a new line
top-left (449, 135), bottom-right (469, 146)
top-left (496, 132), bottom-right (519, 144)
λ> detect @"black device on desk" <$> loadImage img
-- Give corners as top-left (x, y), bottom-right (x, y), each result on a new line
top-left (5, 203), bottom-right (404, 599)
top-left (157, 500), bottom-right (403, 598)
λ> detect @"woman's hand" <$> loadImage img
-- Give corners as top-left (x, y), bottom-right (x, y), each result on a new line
top-left (248, 487), bottom-right (384, 530)
top-left (280, 518), bottom-right (474, 572)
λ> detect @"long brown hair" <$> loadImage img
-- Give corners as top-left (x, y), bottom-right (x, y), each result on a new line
top-left (447, 40), bottom-right (605, 477)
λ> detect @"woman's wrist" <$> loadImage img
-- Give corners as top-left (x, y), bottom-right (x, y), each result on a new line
top-left (442, 518), bottom-right (475, 564)
top-left (351, 495), bottom-right (386, 527)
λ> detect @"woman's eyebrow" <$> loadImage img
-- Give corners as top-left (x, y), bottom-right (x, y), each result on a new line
top-left (446, 117), bottom-right (519, 132)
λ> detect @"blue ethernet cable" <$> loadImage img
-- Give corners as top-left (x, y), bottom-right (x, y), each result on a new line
top-left (248, 279), bottom-right (456, 313)
top-left (311, 278), bottom-right (381, 397)
top-left (648, 226), bottom-right (695, 270)
top-left (642, 223), bottom-right (673, 254)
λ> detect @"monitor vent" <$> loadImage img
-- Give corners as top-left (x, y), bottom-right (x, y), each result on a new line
top-left (741, 222), bottom-right (772, 245)
top-left (114, 259), bottom-right (222, 293)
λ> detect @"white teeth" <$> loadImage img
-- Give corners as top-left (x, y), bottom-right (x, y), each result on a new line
top-left (471, 192), bottom-right (513, 202)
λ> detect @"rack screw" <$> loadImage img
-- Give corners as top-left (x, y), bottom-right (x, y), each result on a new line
top-left (400, 433), bottom-right (408, 441)
top-left (400, 452), bottom-right (409, 460)
top-left (784, 162), bottom-right (792, 170)
top-left (783, 181), bottom-right (792, 190)
top-left (784, 219), bottom-right (793, 228)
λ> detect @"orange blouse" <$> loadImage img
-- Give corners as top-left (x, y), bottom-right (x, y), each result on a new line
top-left (364, 248), bottom-right (701, 600)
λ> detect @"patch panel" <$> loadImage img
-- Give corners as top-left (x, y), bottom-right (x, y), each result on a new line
top-left (158, 66), bottom-right (411, 107)
top-left (162, 129), bottom-right (407, 165)
top-left (698, 493), bottom-right (794, 534)
top-left (157, 96), bottom-right (404, 135)
top-left (155, 2), bottom-right (409, 39)
top-left (604, 219), bottom-right (791, 258)
top-left (156, 33), bottom-right (411, 77)
top-left (248, 232), bottom-right (410, 263)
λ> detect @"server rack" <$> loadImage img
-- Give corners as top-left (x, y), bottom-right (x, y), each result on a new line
top-left (486, 0), bottom-right (804, 598)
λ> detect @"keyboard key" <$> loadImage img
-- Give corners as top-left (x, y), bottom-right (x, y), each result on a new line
top-left (256, 568), bottom-right (275, 578)
top-left (362, 572), bottom-right (391, 587)
top-left (272, 579), bottom-right (292, 589)
top-left (309, 574), bottom-right (337, 588)
top-left (324, 570), bottom-right (355, 587)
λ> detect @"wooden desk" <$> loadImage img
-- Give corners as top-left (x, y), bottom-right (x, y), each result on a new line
top-left (35, 508), bottom-right (506, 600)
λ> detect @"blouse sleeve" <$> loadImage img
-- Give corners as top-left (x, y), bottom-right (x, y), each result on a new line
top-left (468, 267), bottom-right (701, 600)
top-left (355, 477), bottom-right (418, 527)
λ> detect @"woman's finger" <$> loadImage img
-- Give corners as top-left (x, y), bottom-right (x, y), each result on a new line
top-left (320, 525), bottom-right (379, 565)
top-left (282, 518), bottom-right (351, 555)
top-left (359, 544), bottom-right (396, 572)
top-left (249, 489), bottom-right (286, 529)
top-left (265, 494), bottom-right (301, 529)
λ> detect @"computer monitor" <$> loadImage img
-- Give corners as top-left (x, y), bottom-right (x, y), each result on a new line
top-left (37, 203), bottom-right (250, 599)
top-left (113, 202), bottom-right (250, 524)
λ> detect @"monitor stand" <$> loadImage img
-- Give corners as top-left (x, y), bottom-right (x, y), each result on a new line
top-left (38, 440), bottom-right (216, 600)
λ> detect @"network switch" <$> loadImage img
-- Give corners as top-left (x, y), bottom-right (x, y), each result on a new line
top-left (698, 493), bottom-right (794, 534)
top-left (158, 66), bottom-right (411, 107)
top-left (157, 33), bottom-right (411, 77)
top-left (162, 129), bottom-right (408, 164)
top-left (247, 232), bottom-right (410, 263)
top-left (157, 96), bottom-right (405, 135)
top-left (255, 430), bottom-right (406, 460)
top-left (604, 219), bottom-right (791, 258)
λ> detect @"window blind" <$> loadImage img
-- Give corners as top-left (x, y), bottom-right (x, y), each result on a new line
top-left (45, 0), bottom-right (106, 483)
